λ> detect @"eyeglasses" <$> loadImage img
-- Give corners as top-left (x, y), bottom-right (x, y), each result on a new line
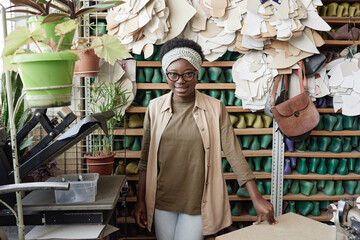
top-left (166, 72), bottom-right (197, 82)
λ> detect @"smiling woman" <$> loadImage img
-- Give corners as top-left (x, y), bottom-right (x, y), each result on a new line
top-left (165, 59), bottom-right (198, 101)
top-left (133, 38), bottom-right (276, 240)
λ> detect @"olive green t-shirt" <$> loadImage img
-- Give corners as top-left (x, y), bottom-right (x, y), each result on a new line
top-left (138, 95), bottom-right (255, 215)
top-left (155, 98), bottom-right (205, 215)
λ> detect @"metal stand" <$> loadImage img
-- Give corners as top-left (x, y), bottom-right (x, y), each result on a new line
top-left (271, 120), bottom-right (285, 217)
top-left (1, 5), bottom-right (25, 239)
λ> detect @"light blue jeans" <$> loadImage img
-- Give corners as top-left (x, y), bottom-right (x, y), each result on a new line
top-left (154, 209), bottom-right (204, 240)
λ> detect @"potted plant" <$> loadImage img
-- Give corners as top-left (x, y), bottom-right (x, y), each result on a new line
top-left (73, 39), bottom-right (100, 77)
top-left (72, 35), bottom-right (131, 77)
top-left (1, 19), bottom-right (132, 108)
top-left (84, 80), bottom-right (131, 175)
top-left (7, 0), bottom-right (124, 51)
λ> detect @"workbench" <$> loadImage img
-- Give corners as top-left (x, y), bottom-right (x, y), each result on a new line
top-left (21, 175), bottom-right (126, 239)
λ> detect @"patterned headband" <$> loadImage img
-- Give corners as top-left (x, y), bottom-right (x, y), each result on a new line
top-left (161, 47), bottom-right (203, 74)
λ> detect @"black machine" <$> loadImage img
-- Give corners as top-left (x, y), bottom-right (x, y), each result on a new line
top-left (0, 107), bottom-right (114, 209)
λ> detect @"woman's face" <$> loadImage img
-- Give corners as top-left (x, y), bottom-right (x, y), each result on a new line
top-left (166, 58), bottom-right (198, 101)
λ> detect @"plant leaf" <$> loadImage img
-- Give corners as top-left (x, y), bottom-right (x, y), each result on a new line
top-left (17, 108), bottom-right (32, 132)
top-left (75, 1), bottom-right (123, 17)
top-left (31, 28), bottom-right (46, 41)
top-left (42, 12), bottom-right (69, 23)
top-left (2, 55), bottom-right (18, 72)
top-left (20, 136), bottom-right (34, 151)
top-left (92, 34), bottom-right (132, 65)
top-left (51, 0), bottom-right (70, 6)
top-left (6, 9), bottom-right (41, 16)
top-left (1, 27), bottom-right (31, 57)
top-left (6, 15), bottom-right (34, 22)
top-left (9, 0), bottom-right (47, 14)
top-left (45, 0), bottom-right (52, 15)
top-left (54, 19), bottom-right (77, 35)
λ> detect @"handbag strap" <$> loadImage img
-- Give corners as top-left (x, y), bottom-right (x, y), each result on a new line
top-left (270, 60), bottom-right (309, 107)
top-left (298, 60), bottom-right (309, 92)
top-left (270, 74), bottom-right (288, 107)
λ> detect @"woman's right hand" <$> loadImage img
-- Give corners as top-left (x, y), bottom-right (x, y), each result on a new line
top-left (134, 200), bottom-right (147, 228)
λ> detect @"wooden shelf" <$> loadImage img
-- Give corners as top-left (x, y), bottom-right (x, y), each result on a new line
top-left (283, 192), bottom-right (355, 201)
top-left (113, 128), bottom-right (272, 136)
top-left (136, 83), bottom-right (236, 90)
top-left (127, 172), bottom-right (271, 182)
top-left (284, 171), bottom-right (360, 180)
top-left (125, 196), bottom-right (137, 202)
top-left (324, 40), bottom-right (360, 45)
top-left (118, 217), bottom-right (136, 224)
top-left (126, 193), bottom-right (271, 202)
top-left (136, 61), bottom-right (235, 67)
top-left (126, 175), bottom-right (140, 181)
top-left (280, 211), bottom-right (333, 222)
top-left (224, 172), bottom-right (271, 180)
top-left (322, 17), bottom-right (360, 24)
top-left (126, 107), bottom-right (147, 113)
top-left (321, 0), bottom-right (360, 3)
top-left (234, 128), bottom-right (272, 135)
top-left (125, 107), bottom-right (337, 114)
top-left (114, 128), bottom-right (143, 135)
top-left (118, 236), bottom-right (156, 240)
top-left (284, 150), bottom-right (360, 158)
top-left (228, 194), bottom-right (271, 201)
top-left (119, 214), bottom-right (267, 224)
top-left (311, 130), bottom-right (360, 136)
top-left (116, 149), bottom-right (272, 158)
top-left (126, 106), bottom-right (264, 113)
top-left (89, 13), bottom-right (107, 19)
top-left (308, 211), bottom-right (333, 222)
top-left (226, 106), bottom-right (263, 112)
top-left (231, 214), bottom-right (259, 222)
top-left (317, 108), bottom-right (341, 113)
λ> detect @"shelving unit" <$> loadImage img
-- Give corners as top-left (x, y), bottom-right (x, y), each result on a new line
top-left (84, 2), bottom-right (360, 239)
top-left (120, 56), bottom-right (276, 227)
top-left (115, 149), bottom-right (273, 158)
top-left (112, 128), bottom-right (273, 136)
top-left (284, 151), bottom-right (360, 158)
top-left (126, 106), bottom-right (258, 113)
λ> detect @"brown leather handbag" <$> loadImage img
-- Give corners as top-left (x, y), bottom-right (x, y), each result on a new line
top-left (270, 61), bottom-right (320, 142)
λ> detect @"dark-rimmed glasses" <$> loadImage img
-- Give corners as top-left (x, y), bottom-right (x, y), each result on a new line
top-left (166, 72), bottom-right (196, 82)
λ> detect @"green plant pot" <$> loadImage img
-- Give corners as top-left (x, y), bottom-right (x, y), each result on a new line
top-left (12, 52), bottom-right (79, 108)
top-left (28, 16), bottom-right (76, 52)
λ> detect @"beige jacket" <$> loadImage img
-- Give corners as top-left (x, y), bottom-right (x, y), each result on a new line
top-left (144, 91), bottom-right (254, 235)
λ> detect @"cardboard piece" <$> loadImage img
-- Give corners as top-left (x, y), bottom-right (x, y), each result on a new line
top-left (216, 213), bottom-right (336, 240)
top-left (200, 21), bottom-right (223, 39)
top-left (191, 0), bottom-right (207, 31)
top-left (25, 224), bottom-right (118, 240)
top-left (164, 0), bottom-right (196, 41)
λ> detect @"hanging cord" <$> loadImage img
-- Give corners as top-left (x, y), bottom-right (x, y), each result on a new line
top-left (346, 17), bottom-right (357, 60)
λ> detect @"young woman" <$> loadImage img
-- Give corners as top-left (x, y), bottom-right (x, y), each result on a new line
top-left (134, 38), bottom-right (276, 240)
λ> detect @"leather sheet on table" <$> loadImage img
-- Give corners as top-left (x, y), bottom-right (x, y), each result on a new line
top-left (215, 212), bottom-right (335, 240)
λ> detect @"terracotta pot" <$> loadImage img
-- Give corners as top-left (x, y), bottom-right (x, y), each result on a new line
top-left (85, 151), bottom-right (115, 175)
top-left (74, 49), bottom-right (100, 77)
